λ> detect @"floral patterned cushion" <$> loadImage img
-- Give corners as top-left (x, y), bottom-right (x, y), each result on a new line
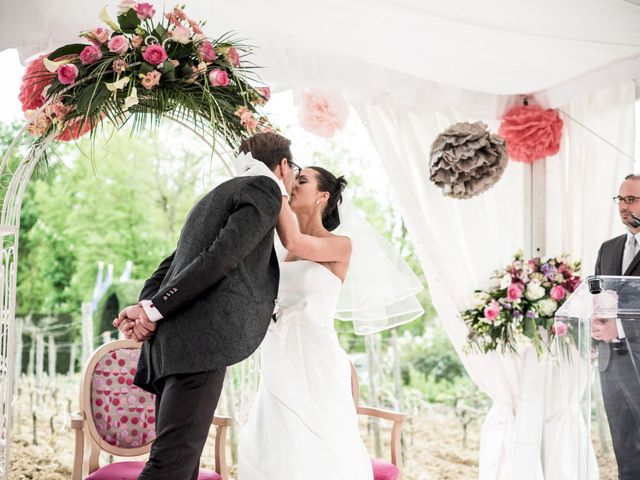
top-left (91, 348), bottom-right (156, 448)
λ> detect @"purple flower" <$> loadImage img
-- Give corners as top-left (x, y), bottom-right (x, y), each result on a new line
top-left (526, 310), bottom-right (537, 318)
top-left (512, 310), bottom-right (522, 318)
top-left (540, 263), bottom-right (556, 278)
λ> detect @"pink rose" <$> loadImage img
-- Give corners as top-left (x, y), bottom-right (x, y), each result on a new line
top-left (208, 69), bottom-right (229, 87)
top-left (483, 300), bottom-right (501, 323)
top-left (142, 44), bottom-right (168, 65)
top-left (199, 41), bottom-right (217, 63)
top-left (506, 283), bottom-right (523, 301)
top-left (131, 35), bottom-right (143, 48)
top-left (170, 25), bottom-right (191, 44)
top-left (141, 70), bottom-right (162, 90)
top-left (108, 35), bottom-right (130, 55)
top-left (226, 47), bottom-right (240, 67)
top-left (57, 64), bottom-right (79, 85)
top-left (88, 27), bottom-right (111, 45)
top-left (134, 2), bottom-right (155, 20)
top-left (112, 58), bottom-right (128, 74)
top-left (550, 285), bottom-right (566, 301)
top-left (80, 45), bottom-right (103, 65)
top-left (551, 321), bottom-right (568, 337)
top-left (117, 0), bottom-right (137, 15)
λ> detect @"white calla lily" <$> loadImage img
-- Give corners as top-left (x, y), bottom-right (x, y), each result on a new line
top-left (105, 76), bottom-right (130, 92)
top-left (43, 57), bottom-right (71, 73)
top-left (99, 6), bottom-right (120, 32)
top-left (123, 87), bottom-right (139, 111)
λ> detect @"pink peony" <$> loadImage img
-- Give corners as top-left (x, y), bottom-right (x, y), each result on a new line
top-left (142, 44), bottom-right (168, 65)
top-left (57, 64), bottom-right (79, 85)
top-left (499, 104), bottom-right (564, 163)
top-left (18, 54), bottom-right (54, 112)
top-left (550, 285), bottom-right (566, 301)
top-left (141, 70), bottom-right (162, 90)
top-left (551, 321), bottom-right (568, 337)
top-left (208, 69), bottom-right (229, 87)
top-left (506, 283), bottom-right (523, 301)
top-left (88, 27), bottom-right (111, 45)
top-left (297, 88), bottom-right (349, 138)
top-left (112, 58), bottom-right (128, 74)
top-left (80, 45), bottom-right (103, 65)
top-left (225, 47), bottom-right (241, 67)
top-left (134, 2), bottom-right (155, 20)
top-left (199, 41), bottom-right (217, 62)
top-left (483, 301), bottom-right (501, 323)
top-left (108, 35), bottom-right (130, 55)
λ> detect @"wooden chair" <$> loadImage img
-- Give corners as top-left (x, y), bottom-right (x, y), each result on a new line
top-left (71, 339), bottom-right (231, 479)
top-left (351, 362), bottom-right (407, 480)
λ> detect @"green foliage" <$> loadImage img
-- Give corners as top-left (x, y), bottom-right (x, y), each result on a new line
top-left (14, 123), bottom-right (222, 317)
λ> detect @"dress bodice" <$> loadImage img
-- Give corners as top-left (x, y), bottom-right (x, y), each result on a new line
top-left (277, 261), bottom-right (342, 326)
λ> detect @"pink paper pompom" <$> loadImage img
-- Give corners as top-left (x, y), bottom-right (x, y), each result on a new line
top-left (18, 54), bottom-right (54, 112)
top-left (297, 88), bottom-right (349, 138)
top-left (499, 104), bottom-right (563, 163)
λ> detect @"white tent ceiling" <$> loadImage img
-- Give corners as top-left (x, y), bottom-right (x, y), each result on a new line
top-left (2, 0), bottom-right (639, 117)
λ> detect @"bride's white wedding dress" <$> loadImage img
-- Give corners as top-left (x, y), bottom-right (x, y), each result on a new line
top-left (238, 260), bottom-right (374, 480)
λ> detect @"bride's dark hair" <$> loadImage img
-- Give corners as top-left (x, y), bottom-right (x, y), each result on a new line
top-left (308, 166), bottom-right (348, 232)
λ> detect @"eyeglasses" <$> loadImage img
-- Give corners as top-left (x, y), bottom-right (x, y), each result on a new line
top-left (288, 160), bottom-right (302, 178)
top-left (613, 195), bottom-right (640, 205)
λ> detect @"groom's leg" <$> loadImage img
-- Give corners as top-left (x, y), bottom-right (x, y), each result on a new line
top-left (138, 368), bottom-right (226, 480)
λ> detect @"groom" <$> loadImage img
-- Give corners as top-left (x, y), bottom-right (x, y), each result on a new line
top-left (113, 132), bottom-right (296, 479)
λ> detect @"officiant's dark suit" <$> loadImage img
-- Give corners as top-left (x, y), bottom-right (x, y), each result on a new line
top-left (594, 175), bottom-right (640, 480)
top-left (130, 133), bottom-right (294, 480)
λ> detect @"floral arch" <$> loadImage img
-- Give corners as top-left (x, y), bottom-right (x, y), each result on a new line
top-left (0, 3), bottom-right (271, 474)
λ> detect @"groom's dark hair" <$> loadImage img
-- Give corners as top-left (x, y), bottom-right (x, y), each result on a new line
top-left (239, 132), bottom-right (292, 172)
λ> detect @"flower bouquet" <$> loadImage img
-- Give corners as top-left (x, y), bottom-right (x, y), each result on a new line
top-left (462, 252), bottom-right (581, 358)
top-left (18, 1), bottom-right (271, 149)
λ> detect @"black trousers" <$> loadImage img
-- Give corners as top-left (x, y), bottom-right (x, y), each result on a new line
top-left (138, 368), bottom-right (226, 480)
top-left (601, 349), bottom-right (640, 480)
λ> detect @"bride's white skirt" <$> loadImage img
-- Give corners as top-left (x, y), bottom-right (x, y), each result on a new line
top-left (238, 304), bottom-right (373, 480)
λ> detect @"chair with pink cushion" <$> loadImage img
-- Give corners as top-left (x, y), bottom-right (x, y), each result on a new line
top-left (351, 362), bottom-right (407, 480)
top-left (71, 339), bottom-right (231, 480)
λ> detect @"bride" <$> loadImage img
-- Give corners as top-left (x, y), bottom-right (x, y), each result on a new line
top-left (238, 165), bottom-right (374, 479)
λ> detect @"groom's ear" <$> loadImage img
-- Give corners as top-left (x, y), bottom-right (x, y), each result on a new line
top-left (275, 158), bottom-right (288, 178)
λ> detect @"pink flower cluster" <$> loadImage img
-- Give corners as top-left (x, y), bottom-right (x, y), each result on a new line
top-left (297, 88), bottom-right (349, 138)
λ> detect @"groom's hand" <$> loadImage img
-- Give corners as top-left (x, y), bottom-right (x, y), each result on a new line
top-left (131, 310), bottom-right (157, 342)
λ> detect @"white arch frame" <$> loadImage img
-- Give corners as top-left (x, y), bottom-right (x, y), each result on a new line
top-left (0, 105), bottom-right (237, 477)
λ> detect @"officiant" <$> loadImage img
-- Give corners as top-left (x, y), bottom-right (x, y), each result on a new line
top-left (593, 173), bottom-right (640, 480)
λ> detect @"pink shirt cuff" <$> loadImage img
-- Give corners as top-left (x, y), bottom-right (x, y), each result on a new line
top-left (140, 299), bottom-right (163, 322)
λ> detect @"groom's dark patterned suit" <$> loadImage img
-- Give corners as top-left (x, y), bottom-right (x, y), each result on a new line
top-left (134, 172), bottom-right (282, 479)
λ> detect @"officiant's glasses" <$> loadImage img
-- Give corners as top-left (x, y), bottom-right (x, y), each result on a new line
top-left (613, 195), bottom-right (640, 205)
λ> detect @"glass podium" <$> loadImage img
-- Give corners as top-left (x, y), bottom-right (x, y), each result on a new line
top-left (554, 275), bottom-right (640, 480)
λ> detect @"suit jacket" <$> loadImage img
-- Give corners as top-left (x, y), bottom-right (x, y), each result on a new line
top-left (595, 234), bottom-right (640, 371)
top-left (133, 175), bottom-right (281, 392)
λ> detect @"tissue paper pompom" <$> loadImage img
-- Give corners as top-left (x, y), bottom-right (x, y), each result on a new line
top-left (297, 88), bottom-right (349, 138)
top-left (499, 105), bottom-right (563, 163)
top-left (429, 121), bottom-right (508, 199)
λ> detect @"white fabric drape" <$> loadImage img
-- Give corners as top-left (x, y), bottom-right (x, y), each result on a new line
top-left (357, 81), bottom-right (636, 479)
top-left (3, 0), bottom-right (640, 118)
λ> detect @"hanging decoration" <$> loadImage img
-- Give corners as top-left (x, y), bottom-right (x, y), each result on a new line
top-left (18, 2), bottom-right (272, 149)
top-left (429, 121), bottom-right (508, 199)
top-left (296, 88), bottom-right (349, 138)
top-left (499, 101), bottom-right (563, 163)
